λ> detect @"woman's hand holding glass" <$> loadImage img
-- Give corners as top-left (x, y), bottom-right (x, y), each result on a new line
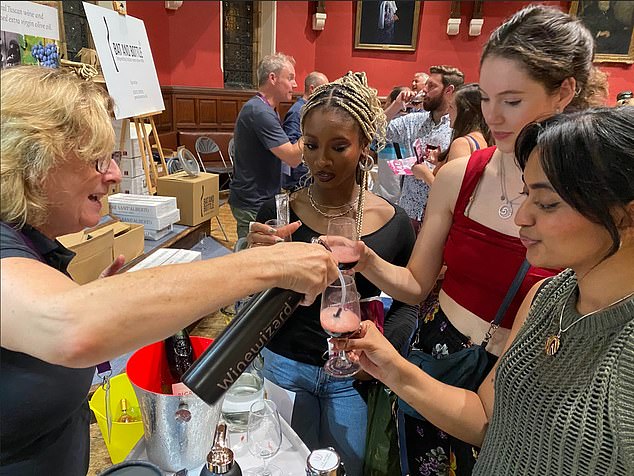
top-left (332, 320), bottom-right (402, 384)
top-left (246, 399), bottom-right (283, 476)
top-left (246, 220), bottom-right (301, 247)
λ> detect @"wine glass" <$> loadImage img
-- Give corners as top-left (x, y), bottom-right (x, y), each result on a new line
top-left (327, 216), bottom-right (360, 272)
top-left (320, 274), bottom-right (362, 378)
top-left (245, 399), bottom-right (282, 476)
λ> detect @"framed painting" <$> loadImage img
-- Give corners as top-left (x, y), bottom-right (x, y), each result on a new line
top-left (570, 0), bottom-right (634, 63)
top-left (354, 1), bottom-right (421, 51)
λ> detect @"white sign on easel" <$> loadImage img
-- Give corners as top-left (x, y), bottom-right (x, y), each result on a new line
top-left (0, 1), bottom-right (60, 39)
top-left (83, 2), bottom-right (164, 119)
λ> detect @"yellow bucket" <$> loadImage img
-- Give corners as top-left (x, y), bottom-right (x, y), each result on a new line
top-left (89, 373), bottom-right (144, 464)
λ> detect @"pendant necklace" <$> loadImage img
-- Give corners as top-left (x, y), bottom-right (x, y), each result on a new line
top-left (307, 185), bottom-right (359, 219)
top-left (545, 290), bottom-right (634, 356)
top-left (498, 157), bottom-right (524, 219)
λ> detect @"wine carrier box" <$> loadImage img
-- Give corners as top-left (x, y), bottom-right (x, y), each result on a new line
top-left (108, 194), bottom-right (178, 218)
top-left (157, 172), bottom-right (219, 226)
top-left (117, 208), bottom-right (180, 231)
top-left (120, 176), bottom-right (149, 195)
top-left (58, 220), bottom-right (145, 284)
top-left (58, 229), bottom-right (114, 285)
top-left (112, 119), bottom-right (151, 159)
top-left (119, 157), bottom-right (145, 178)
top-left (144, 224), bottom-right (173, 241)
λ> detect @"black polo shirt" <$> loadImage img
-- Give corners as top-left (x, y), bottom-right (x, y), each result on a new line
top-left (0, 222), bottom-right (94, 475)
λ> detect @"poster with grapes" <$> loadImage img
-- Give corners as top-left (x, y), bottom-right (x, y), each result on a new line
top-left (0, 1), bottom-right (59, 69)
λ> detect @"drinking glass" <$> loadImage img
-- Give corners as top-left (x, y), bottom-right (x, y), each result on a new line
top-left (221, 357), bottom-right (265, 431)
top-left (423, 134), bottom-right (442, 165)
top-left (246, 399), bottom-right (283, 476)
top-left (327, 216), bottom-right (360, 272)
top-left (320, 274), bottom-right (362, 378)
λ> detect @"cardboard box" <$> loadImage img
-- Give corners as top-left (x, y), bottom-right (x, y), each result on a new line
top-left (58, 229), bottom-right (115, 285)
top-left (118, 208), bottom-right (180, 231)
top-left (157, 172), bottom-right (219, 226)
top-left (58, 220), bottom-right (145, 284)
top-left (119, 157), bottom-right (145, 178)
top-left (108, 194), bottom-right (177, 218)
top-left (99, 194), bottom-right (110, 217)
top-left (144, 224), bottom-right (173, 241)
top-left (112, 120), bottom-right (152, 158)
top-left (90, 221), bottom-right (145, 264)
top-left (120, 176), bottom-right (149, 195)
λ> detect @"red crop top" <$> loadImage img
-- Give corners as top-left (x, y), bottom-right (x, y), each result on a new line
top-left (442, 147), bottom-right (556, 329)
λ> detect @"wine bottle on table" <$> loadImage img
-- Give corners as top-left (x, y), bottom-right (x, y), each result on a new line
top-left (163, 329), bottom-right (195, 396)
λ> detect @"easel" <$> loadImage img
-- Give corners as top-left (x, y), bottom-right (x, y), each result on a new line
top-left (118, 114), bottom-right (168, 195)
top-left (111, 2), bottom-right (167, 195)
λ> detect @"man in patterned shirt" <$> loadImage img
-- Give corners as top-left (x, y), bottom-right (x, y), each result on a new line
top-left (386, 65), bottom-right (464, 233)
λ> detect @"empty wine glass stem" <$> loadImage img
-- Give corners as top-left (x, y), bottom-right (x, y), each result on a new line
top-left (262, 458), bottom-right (271, 476)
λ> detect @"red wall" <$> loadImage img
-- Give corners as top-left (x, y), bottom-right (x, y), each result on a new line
top-left (127, 0), bottom-right (223, 88)
top-left (128, 1), bottom-right (632, 103)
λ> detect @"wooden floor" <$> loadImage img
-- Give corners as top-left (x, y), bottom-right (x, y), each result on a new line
top-left (88, 198), bottom-right (241, 474)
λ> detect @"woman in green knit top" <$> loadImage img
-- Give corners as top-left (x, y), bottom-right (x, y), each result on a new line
top-left (341, 107), bottom-right (634, 474)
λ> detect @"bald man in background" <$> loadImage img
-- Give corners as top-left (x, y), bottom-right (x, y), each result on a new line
top-left (281, 71), bottom-right (329, 191)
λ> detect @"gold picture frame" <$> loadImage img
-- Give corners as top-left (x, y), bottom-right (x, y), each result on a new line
top-left (354, 1), bottom-right (421, 51)
top-left (570, 0), bottom-right (634, 64)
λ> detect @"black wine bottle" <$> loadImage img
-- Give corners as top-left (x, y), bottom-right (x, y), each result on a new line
top-left (164, 329), bottom-right (195, 396)
top-left (182, 288), bottom-right (302, 405)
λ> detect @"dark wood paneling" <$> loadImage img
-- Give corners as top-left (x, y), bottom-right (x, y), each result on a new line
top-left (174, 97), bottom-right (197, 128)
top-left (218, 100), bottom-right (239, 128)
top-left (199, 99), bottom-right (218, 126)
top-left (156, 86), bottom-right (298, 133)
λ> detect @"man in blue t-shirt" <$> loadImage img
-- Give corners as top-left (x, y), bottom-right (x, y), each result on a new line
top-left (229, 53), bottom-right (305, 238)
top-left (281, 71), bottom-right (328, 191)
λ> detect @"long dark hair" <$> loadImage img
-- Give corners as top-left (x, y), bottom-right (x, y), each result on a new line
top-left (439, 83), bottom-right (491, 162)
top-left (515, 107), bottom-right (634, 257)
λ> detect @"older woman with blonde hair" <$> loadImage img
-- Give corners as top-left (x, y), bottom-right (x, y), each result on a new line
top-left (0, 66), bottom-right (338, 474)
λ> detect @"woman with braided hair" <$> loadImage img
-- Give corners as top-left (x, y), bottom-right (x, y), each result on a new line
top-left (247, 72), bottom-right (418, 475)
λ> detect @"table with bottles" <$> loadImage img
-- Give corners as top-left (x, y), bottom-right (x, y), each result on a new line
top-left (125, 415), bottom-right (310, 475)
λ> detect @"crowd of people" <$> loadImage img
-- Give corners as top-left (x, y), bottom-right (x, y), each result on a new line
top-left (1, 4), bottom-right (632, 476)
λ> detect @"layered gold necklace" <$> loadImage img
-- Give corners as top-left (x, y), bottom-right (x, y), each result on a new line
top-left (307, 185), bottom-right (359, 219)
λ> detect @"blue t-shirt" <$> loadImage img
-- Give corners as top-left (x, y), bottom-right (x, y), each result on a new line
top-left (229, 95), bottom-right (290, 210)
top-left (0, 222), bottom-right (94, 475)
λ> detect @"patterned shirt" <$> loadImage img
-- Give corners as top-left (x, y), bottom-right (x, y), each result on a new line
top-left (387, 112), bottom-right (452, 221)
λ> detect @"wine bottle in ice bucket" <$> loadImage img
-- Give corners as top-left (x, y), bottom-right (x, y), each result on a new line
top-left (182, 288), bottom-right (302, 405)
top-left (163, 329), bottom-right (195, 395)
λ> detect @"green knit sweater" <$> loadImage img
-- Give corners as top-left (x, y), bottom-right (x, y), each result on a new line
top-left (474, 269), bottom-right (634, 475)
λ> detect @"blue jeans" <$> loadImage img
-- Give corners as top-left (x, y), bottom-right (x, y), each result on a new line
top-left (261, 348), bottom-right (367, 476)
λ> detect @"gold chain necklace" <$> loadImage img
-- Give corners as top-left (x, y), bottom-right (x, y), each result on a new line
top-left (307, 186), bottom-right (359, 219)
top-left (545, 290), bottom-right (634, 356)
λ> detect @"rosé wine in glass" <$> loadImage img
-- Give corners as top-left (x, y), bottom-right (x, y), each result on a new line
top-left (320, 307), bottom-right (361, 338)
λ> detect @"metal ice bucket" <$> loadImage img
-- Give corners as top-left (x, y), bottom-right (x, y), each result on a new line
top-left (126, 337), bottom-right (224, 472)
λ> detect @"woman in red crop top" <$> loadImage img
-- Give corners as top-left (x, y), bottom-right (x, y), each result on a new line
top-left (328, 6), bottom-right (601, 475)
